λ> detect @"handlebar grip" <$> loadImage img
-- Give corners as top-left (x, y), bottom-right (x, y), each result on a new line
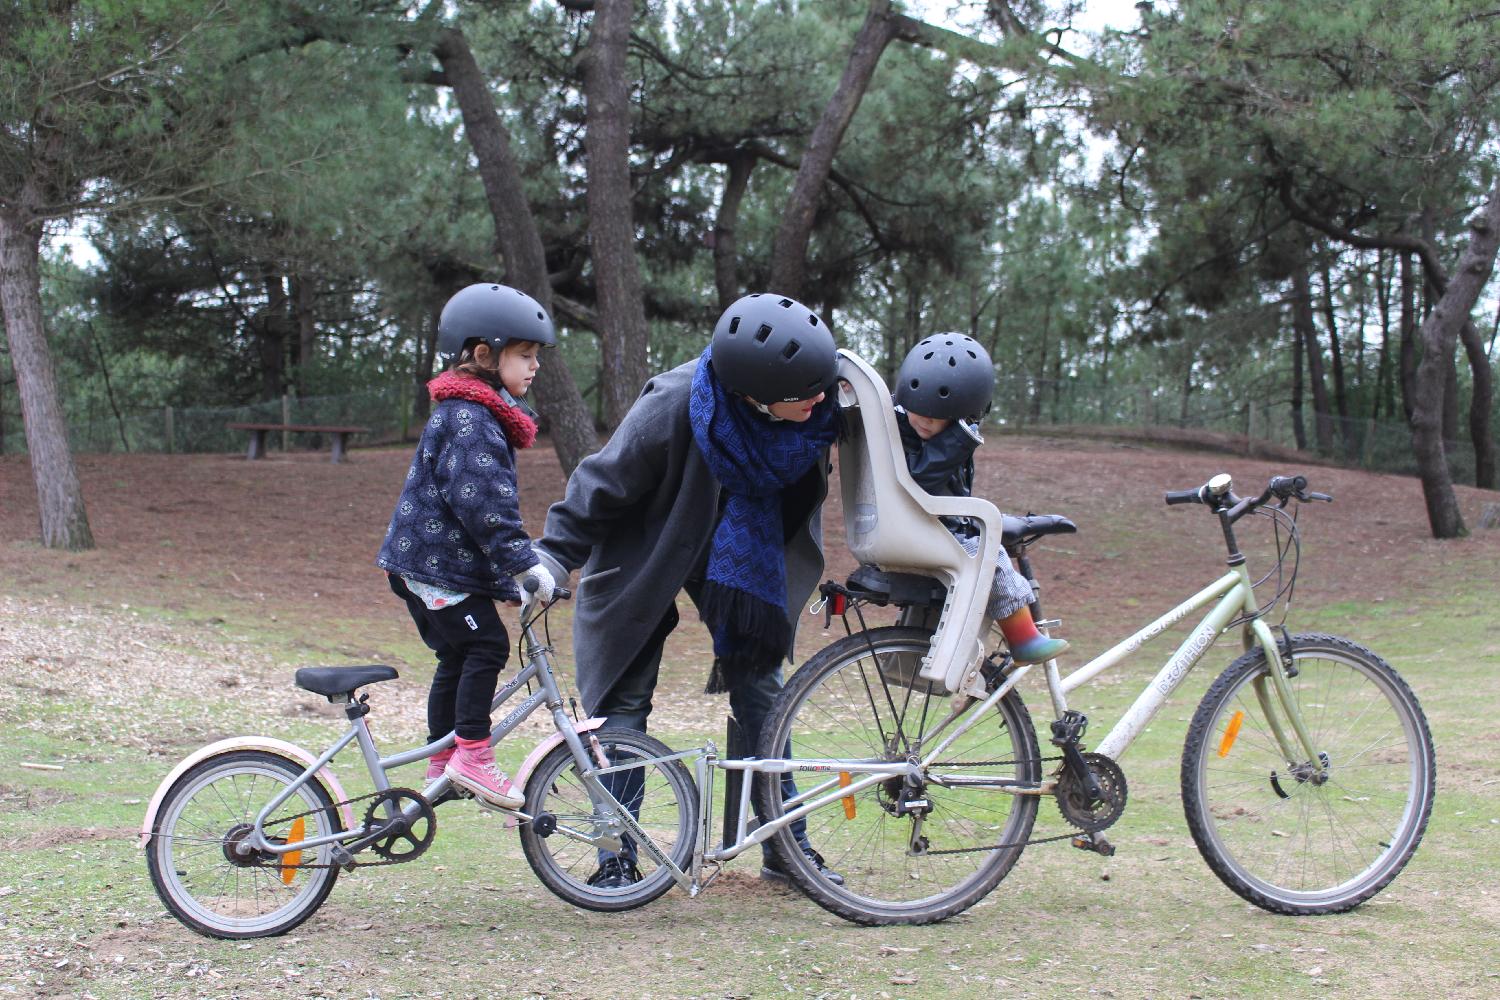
top-left (1164, 488), bottom-right (1203, 506)
top-left (554, 586), bottom-right (571, 600)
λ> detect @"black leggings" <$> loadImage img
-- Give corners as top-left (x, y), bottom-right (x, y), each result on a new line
top-left (389, 574), bottom-right (511, 743)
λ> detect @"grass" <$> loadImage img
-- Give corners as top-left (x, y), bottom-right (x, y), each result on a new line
top-left (3, 445), bottom-right (1499, 999)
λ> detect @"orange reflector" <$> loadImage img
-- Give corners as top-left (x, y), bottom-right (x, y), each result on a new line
top-left (839, 771), bottom-right (856, 819)
top-left (1217, 710), bottom-right (1245, 758)
top-left (280, 817), bottom-right (305, 885)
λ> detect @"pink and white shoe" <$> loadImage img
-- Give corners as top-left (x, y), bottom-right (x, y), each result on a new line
top-left (424, 747), bottom-right (454, 783)
top-left (445, 738), bottom-right (524, 810)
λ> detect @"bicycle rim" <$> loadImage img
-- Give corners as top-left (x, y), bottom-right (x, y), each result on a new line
top-left (758, 626), bottom-right (1039, 925)
top-left (147, 751), bottom-right (341, 938)
top-left (519, 729), bottom-right (697, 912)
top-left (1183, 635), bottom-right (1434, 913)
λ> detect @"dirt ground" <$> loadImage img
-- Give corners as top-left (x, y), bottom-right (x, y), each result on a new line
top-left (3, 433), bottom-right (1499, 999)
top-left (2, 431), bottom-right (1497, 642)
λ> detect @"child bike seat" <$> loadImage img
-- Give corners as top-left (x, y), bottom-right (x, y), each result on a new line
top-left (294, 665), bottom-right (399, 699)
top-left (834, 349), bottom-right (1002, 696)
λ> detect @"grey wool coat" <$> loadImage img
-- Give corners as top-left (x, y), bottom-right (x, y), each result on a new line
top-left (533, 360), bottom-right (830, 715)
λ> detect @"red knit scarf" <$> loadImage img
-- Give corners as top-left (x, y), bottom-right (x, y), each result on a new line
top-left (428, 371), bottom-right (538, 450)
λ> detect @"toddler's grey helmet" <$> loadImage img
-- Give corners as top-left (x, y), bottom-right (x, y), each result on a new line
top-left (894, 333), bottom-right (995, 420)
top-left (437, 283), bottom-right (556, 357)
top-left (711, 293), bottom-right (838, 402)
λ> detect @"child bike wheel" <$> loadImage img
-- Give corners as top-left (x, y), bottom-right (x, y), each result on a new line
top-left (519, 728), bottom-right (697, 912)
top-left (1182, 633), bottom-right (1435, 914)
top-left (145, 750), bottom-right (344, 939)
top-left (755, 626), bottom-right (1041, 926)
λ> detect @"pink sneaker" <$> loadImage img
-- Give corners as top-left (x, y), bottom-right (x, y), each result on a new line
top-left (424, 747), bottom-right (454, 783)
top-left (445, 738), bottom-right (524, 810)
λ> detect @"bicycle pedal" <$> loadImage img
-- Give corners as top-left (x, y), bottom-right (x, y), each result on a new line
top-left (1070, 833), bottom-right (1115, 857)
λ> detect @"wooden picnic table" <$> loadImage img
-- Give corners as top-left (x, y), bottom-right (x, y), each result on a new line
top-left (226, 422), bottom-right (370, 463)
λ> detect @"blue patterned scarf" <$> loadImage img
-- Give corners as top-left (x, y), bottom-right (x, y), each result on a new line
top-left (689, 348), bottom-right (838, 693)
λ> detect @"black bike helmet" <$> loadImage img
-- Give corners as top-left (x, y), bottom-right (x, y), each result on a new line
top-left (893, 333), bottom-right (995, 420)
top-left (710, 293), bottom-right (838, 402)
top-left (437, 283), bottom-right (556, 357)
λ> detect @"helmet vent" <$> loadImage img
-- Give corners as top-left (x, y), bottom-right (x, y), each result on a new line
top-left (967, 350), bottom-right (977, 359)
top-left (754, 323), bottom-right (773, 343)
top-left (728, 317), bottom-right (740, 334)
top-left (807, 315), bottom-right (819, 326)
top-left (909, 378), bottom-right (920, 389)
top-left (923, 352), bottom-right (934, 360)
top-left (778, 298), bottom-right (793, 307)
top-left (782, 340), bottom-right (801, 360)
top-left (938, 386), bottom-right (950, 398)
top-left (947, 357), bottom-right (957, 367)
top-left (536, 311), bottom-right (545, 320)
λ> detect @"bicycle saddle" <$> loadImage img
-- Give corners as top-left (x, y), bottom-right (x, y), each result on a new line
top-left (1001, 513), bottom-right (1076, 548)
top-left (294, 664), bottom-right (399, 698)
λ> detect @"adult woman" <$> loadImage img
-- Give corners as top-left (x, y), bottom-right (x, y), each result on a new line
top-left (534, 293), bottom-right (844, 888)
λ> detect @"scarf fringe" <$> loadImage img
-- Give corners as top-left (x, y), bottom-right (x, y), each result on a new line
top-left (698, 580), bottom-right (791, 694)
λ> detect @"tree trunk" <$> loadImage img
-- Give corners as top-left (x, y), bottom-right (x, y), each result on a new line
top-left (1399, 252), bottom-right (1417, 424)
top-left (434, 27), bottom-right (595, 473)
top-left (1373, 251), bottom-right (1392, 421)
top-left (1457, 317), bottom-right (1496, 489)
top-left (1410, 182), bottom-right (1500, 538)
top-left (581, 0), bottom-right (650, 427)
top-left (0, 208), bottom-right (95, 550)
top-left (1292, 259), bottom-right (1333, 452)
top-left (713, 150), bottom-right (755, 312)
top-left (413, 304), bottom-right (440, 422)
top-left (292, 274), bottom-right (317, 395)
top-left (769, 0), bottom-right (904, 299)
top-left (1290, 301), bottom-right (1307, 450)
top-left (1320, 263), bottom-right (1350, 452)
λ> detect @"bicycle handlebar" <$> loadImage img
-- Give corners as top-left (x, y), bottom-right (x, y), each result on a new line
top-left (1164, 473), bottom-right (1332, 522)
top-left (521, 577), bottom-right (572, 602)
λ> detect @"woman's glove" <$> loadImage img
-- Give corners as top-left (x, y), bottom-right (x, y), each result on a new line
top-left (513, 563), bottom-right (556, 605)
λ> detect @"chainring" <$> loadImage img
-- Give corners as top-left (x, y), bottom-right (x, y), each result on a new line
top-left (363, 788), bottom-right (437, 862)
top-left (1055, 752), bottom-right (1127, 832)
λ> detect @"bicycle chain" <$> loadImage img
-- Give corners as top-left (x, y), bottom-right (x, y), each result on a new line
top-left (920, 753), bottom-right (1090, 854)
top-left (249, 787), bottom-right (437, 871)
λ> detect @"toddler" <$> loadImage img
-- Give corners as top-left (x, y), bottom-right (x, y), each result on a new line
top-left (891, 333), bottom-right (1068, 664)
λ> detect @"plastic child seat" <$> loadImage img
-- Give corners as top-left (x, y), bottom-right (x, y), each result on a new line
top-left (834, 349), bottom-right (1003, 696)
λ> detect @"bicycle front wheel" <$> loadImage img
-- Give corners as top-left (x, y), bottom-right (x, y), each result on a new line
top-left (519, 728), bottom-right (697, 912)
top-left (145, 750), bottom-right (343, 939)
top-left (1182, 633), bottom-right (1434, 914)
top-left (756, 626), bottom-right (1040, 925)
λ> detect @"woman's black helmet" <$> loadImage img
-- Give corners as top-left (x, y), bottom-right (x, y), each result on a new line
top-left (710, 293), bottom-right (838, 402)
top-left (437, 283), bottom-right (556, 357)
top-left (893, 333), bottom-right (995, 420)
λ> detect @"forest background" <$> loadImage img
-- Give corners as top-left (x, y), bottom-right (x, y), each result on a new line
top-left (4, 0), bottom-right (1500, 549)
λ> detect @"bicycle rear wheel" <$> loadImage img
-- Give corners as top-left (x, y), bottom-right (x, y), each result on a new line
top-left (146, 750), bottom-right (343, 939)
top-left (519, 728), bottom-right (697, 912)
top-left (755, 626), bottom-right (1040, 925)
top-left (1182, 633), bottom-right (1434, 914)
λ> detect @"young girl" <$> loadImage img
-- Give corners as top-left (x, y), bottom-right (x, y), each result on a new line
top-left (892, 333), bottom-right (1069, 664)
top-left (376, 283), bottom-right (556, 809)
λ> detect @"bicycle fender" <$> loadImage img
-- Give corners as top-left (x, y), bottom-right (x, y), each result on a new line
top-left (513, 717), bottom-right (607, 790)
top-left (138, 736), bottom-right (357, 848)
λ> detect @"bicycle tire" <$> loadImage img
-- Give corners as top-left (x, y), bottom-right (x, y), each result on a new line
top-left (1182, 633), bottom-right (1434, 914)
top-left (146, 750), bottom-right (343, 939)
top-left (519, 728), bottom-right (697, 912)
top-left (755, 626), bottom-right (1040, 925)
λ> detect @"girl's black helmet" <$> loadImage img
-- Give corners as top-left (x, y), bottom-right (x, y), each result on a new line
top-left (437, 283), bottom-right (556, 357)
top-left (894, 333), bottom-right (995, 420)
top-left (711, 293), bottom-right (838, 402)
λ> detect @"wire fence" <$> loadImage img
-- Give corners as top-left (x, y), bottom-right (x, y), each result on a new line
top-left (0, 376), bottom-right (1490, 486)
top-left (0, 386), bottom-right (412, 457)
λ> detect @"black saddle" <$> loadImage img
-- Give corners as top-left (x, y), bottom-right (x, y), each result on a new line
top-left (294, 665), bottom-right (399, 699)
top-left (846, 513), bottom-right (1076, 609)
